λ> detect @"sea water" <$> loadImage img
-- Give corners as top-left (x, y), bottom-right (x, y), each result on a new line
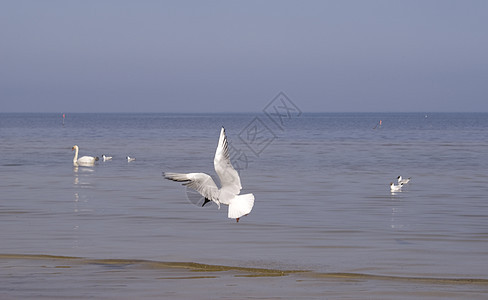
top-left (1, 112), bottom-right (487, 299)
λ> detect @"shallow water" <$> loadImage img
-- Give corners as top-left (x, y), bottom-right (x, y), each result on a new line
top-left (1, 254), bottom-right (488, 300)
top-left (1, 112), bottom-right (488, 298)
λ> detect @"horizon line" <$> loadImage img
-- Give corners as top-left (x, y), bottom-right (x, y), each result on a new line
top-left (2, 111), bottom-right (488, 114)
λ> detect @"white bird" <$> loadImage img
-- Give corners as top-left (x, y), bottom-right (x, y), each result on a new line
top-left (72, 145), bottom-right (99, 167)
top-left (102, 154), bottom-right (112, 161)
top-left (397, 176), bottom-right (411, 185)
top-left (164, 127), bottom-right (255, 222)
top-left (126, 156), bottom-right (136, 162)
top-left (390, 182), bottom-right (403, 192)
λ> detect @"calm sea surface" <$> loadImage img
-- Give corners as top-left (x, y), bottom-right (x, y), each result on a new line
top-left (1, 112), bottom-right (487, 299)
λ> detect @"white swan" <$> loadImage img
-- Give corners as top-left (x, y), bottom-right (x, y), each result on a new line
top-left (164, 127), bottom-right (255, 222)
top-left (390, 182), bottom-right (403, 192)
top-left (126, 156), bottom-right (136, 162)
top-left (102, 154), bottom-right (112, 161)
top-left (72, 145), bottom-right (99, 167)
top-left (397, 176), bottom-right (411, 185)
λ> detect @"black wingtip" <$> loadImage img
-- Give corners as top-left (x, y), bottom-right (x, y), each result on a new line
top-left (202, 198), bottom-right (211, 207)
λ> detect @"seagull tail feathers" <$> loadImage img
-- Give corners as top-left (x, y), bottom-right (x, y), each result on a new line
top-left (228, 193), bottom-right (254, 219)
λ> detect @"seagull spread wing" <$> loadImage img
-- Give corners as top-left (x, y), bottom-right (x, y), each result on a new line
top-left (213, 127), bottom-right (242, 196)
top-left (163, 172), bottom-right (219, 201)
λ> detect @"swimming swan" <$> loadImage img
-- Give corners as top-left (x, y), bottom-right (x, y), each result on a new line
top-left (72, 145), bottom-right (99, 167)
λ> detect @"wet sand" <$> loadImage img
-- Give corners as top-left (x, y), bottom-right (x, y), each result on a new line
top-left (1, 254), bottom-right (487, 299)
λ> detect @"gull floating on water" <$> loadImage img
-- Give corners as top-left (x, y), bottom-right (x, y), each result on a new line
top-left (397, 176), bottom-right (411, 185)
top-left (390, 182), bottom-right (403, 192)
top-left (102, 154), bottom-right (112, 161)
top-left (72, 145), bottom-right (99, 167)
top-left (164, 127), bottom-right (255, 222)
top-left (126, 156), bottom-right (136, 162)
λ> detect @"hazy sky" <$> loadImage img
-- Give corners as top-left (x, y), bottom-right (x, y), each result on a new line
top-left (1, 0), bottom-right (487, 113)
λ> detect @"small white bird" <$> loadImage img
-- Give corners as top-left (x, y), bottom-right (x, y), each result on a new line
top-left (126, 156), bottom-right (136, 162)
top-left (72, 145), bottom-right (99, 167)
top-left (164, 127), bottom-right (255, 222)
top-left (390, 182), bottom-right (403, 192)
top-left (397, 176), bottom-right (411, 185)
top-left (102, 154), bottom-right (112, 161)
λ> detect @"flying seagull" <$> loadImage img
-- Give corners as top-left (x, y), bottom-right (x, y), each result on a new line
top-left (164, 127), bottom-right (255, 222)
